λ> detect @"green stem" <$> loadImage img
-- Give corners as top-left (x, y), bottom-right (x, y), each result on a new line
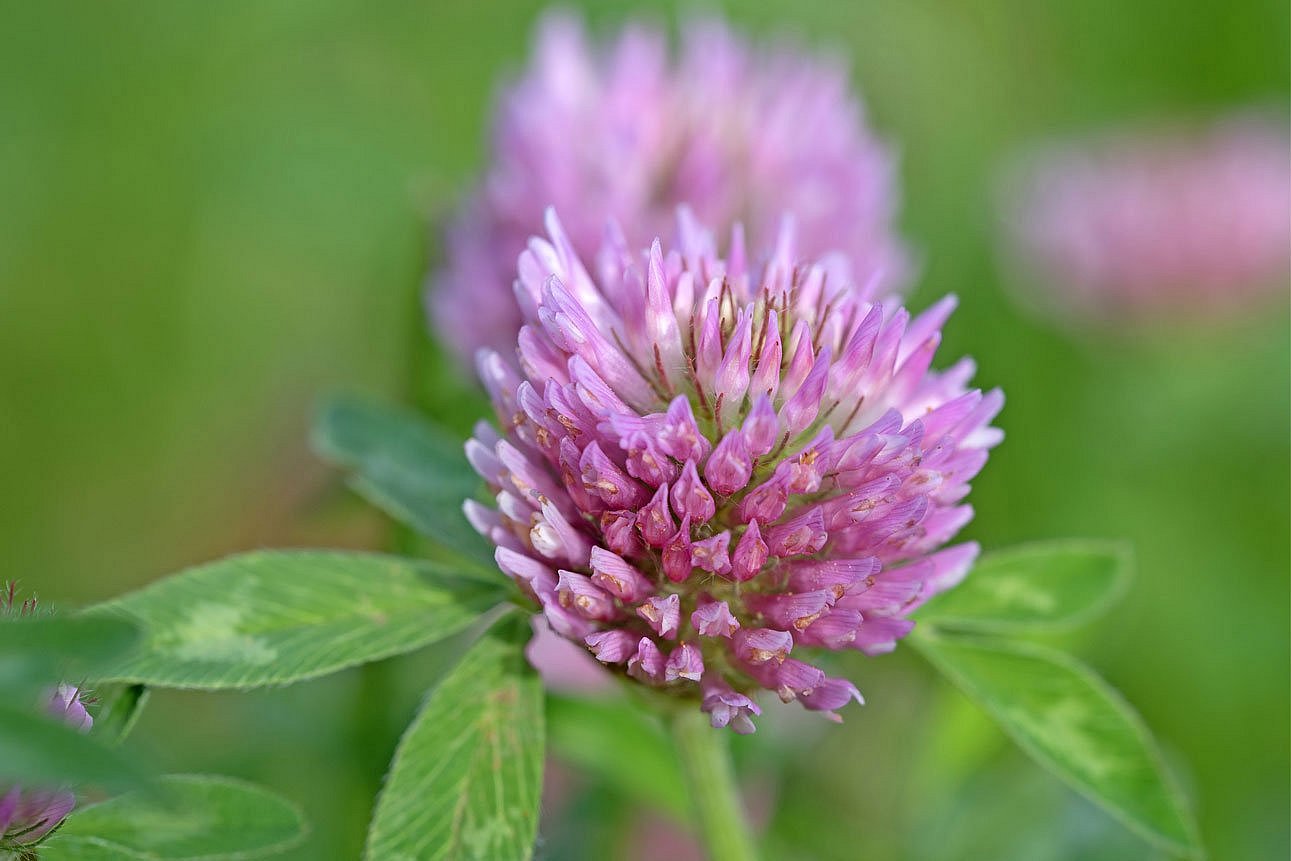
top-left (670, 708), bottom-right (760, 861)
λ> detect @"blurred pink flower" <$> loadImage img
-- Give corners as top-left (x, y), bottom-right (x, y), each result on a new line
top-left (1, 585), bottom-right (94, 849)
top-left (431, 11), bottom-right (909, 362)
top-left (465, 209), bottom-right (1000, 732)
top-left (0, 685), bottom-right (92, 848)
top-left (1001, 114), bottom-right (1290, 320)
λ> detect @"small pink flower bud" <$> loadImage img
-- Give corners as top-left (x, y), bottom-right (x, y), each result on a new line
top-left (704, 430), bottom-right (753, 496)
top-left (787, 558), bottom-right (880, 597)
top-left (781, 345), bottom-right (832, 435)
top-left (530, 499), bottom-right (591, 566)
top-left (657, 397), bottom-right (709, 463)
top-left (801, 676), bottom-right (865, 722)
top-left (730, 520), bottom-right (769, 583)
top-left (851, 616), bottom-right (916, 656)
top-left (733, 628), bottom-right (794, 666)
top-left (742, 394), bottom-right (779, 457)
top-left (714, 310), bottom-right (753, 425)
top-left (746, 590), bottom-right (836, 632)
top-left (749, 314), bottom-right (783, 402)
top-left (662, 516), bottom-right (694, 583)
top-left (639, 482), bottom-right (675, 548)
top-left (766, 507), bottom-right (828, 557)
top-left (589, 547), bottom-right (654, 602)
top-left (670, 460), bottom-right (716, 522)
top-left (665, 642), bottom-right (705, 682)
top-left (691, 532), bottom-right (732, 575)
top-left (599, 510), bottom-right (643, 556)
top-left (580, 441), bottom-right (647, 509)
top-left (637, 594), bottom-right (681, 639)
top-left (701, 674), bottom-right (761, 735)
top-left (496, 547), bottom-right (556, 600)
top-left (556, 571), bottom-right (617, 621)
top-left (628, 638), bottom-right (666, 683)
top-left (737, 477), bottom-right (788, 524)
top-left (692, 600), bottom-right (741, 638)
top-left (585, 629), bottom-right (641, 664)
top-left (743, 658), bottom-right (828, 704)
top-left (796, 608), bottom-right (863, 649)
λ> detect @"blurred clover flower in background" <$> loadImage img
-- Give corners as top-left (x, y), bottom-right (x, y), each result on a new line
top-left (430, 11), bottom-right (908, 362)
top-left (0, 686), bottom-right (92, 847)
top-left (1, 584), bottom-right (93, 851)
top-left (999, 113), bottom-right (1290, 322)
top-left (465, 208), bottom-right (1001, 732)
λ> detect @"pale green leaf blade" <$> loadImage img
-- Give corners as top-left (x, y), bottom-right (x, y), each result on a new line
top-left (88, 551), bottom-right (503, 689)
top-left (366, 617), bottom-right (544, 861)
top-left (915, 540), bottom-right (1132, 632)
top-left (26, 837), bottom-right (140, 860)
top-left (913, 634), bottom-right (1202, 858)
top-left (43, 774), bottom-right (306, 860)
top-left (0, 704), bottom-right (148, 791)
top-left (312, 397), bottom-right (492, 565)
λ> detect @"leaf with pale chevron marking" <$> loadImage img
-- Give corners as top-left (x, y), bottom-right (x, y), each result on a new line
top-left (366, 616), bottom-right (543, 861)
top-left (913, 633), bottom-right (1202, 858)
top-left (915, 540), bottom-right (1132, 633)
top-left (89, 551), bottom-right (505, 689)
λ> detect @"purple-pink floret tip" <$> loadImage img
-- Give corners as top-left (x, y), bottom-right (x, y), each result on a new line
top-left (466, 209), bottom-right (1001, 731)
top-left (0, 684), bottom-right (92, 847)
top-left (432, 11), bottom-right (908, 363)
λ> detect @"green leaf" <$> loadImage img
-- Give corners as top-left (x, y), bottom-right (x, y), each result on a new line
top-left (913, 634), bottom-right (1202, 858)
top-left (43, 774), bottom-right (307, 860)
top-left (88, 551), bottom-right (503, 690)
top-left (25, 838), bottom-right (139, 860)
top-left (0, 703), bottom-right (148, 791)
top-left (0, 615), bottom-right (140, 692)
top-left (312, 396), bottom-right (493, 565)
top-left (366, 616), bottom-right (544, 861)
top-left (92, 684), bottom-right (151, 747)
top-left (547, 694), bottom-right (689, 823)
top-left (915, 540), bottom-right (1132, 632)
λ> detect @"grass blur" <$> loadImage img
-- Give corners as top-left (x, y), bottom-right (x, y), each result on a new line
top-left (3, 1), bottom-right (1286, 858)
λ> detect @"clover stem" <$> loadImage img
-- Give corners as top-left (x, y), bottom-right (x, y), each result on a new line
top-left (670, 707), bottom-right (760, 861)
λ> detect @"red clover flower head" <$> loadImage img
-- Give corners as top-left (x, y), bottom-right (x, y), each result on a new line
top-left (466, 210), bottom-right (1001, 732)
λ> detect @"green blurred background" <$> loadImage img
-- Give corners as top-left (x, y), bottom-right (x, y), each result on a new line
top-left (4, 1), bottom-right (1286, 858)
